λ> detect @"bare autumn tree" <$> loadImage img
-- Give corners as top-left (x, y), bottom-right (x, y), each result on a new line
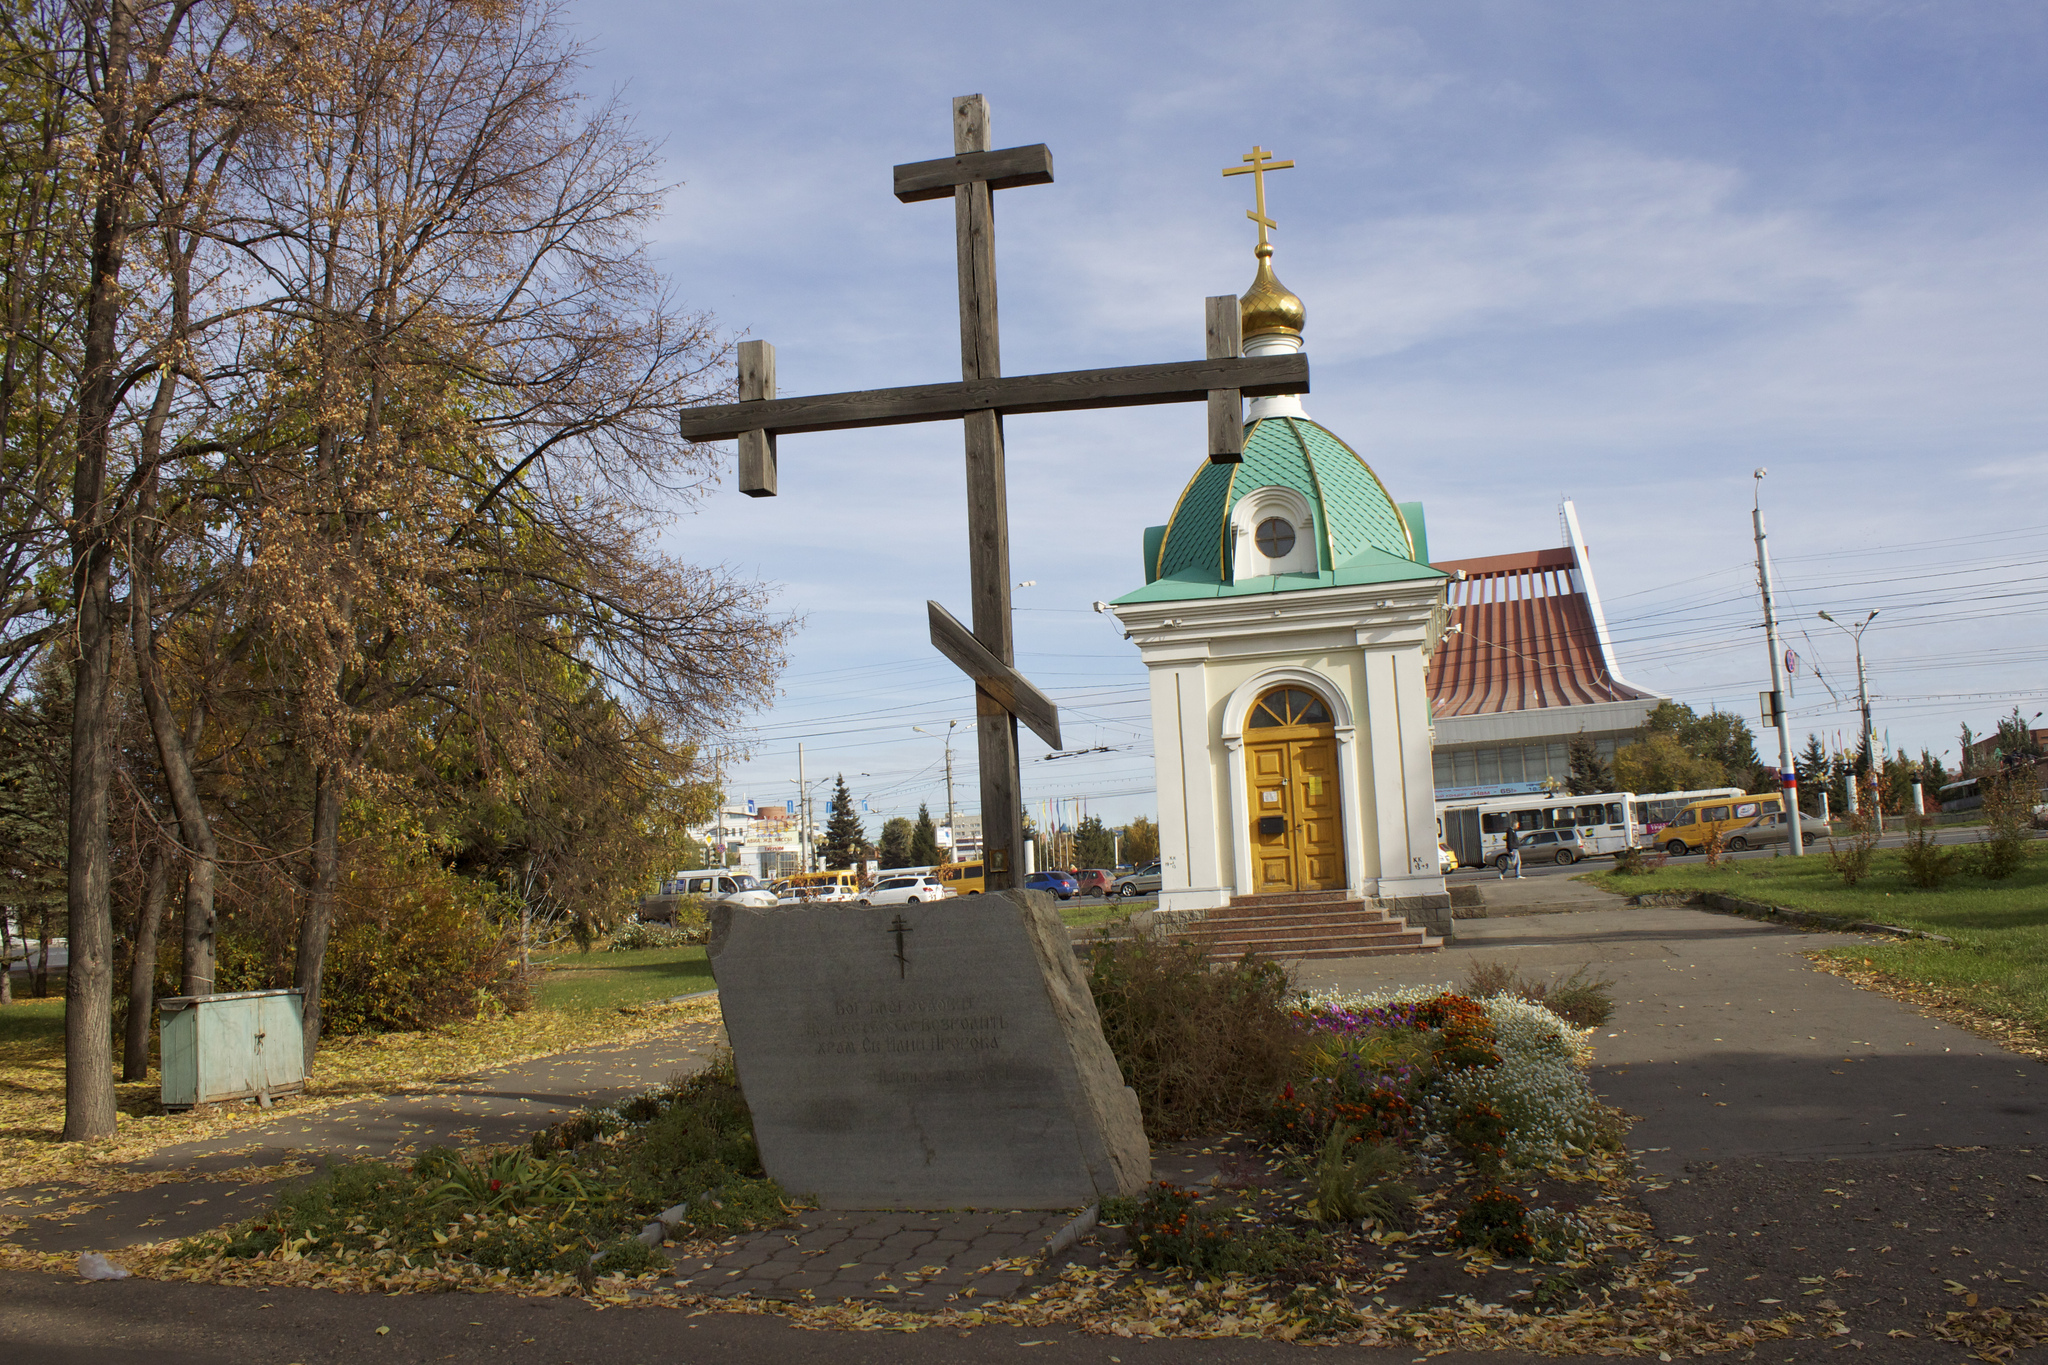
top-left (28, 0), bottom-right (285, 1140)
top-left (206, 0), bottom-right (784, 1063)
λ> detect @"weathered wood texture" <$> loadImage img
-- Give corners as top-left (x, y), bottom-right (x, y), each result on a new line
top-left (893, 144), bottom-right (1054, 203)
top-left (928, 600), bottom-right (1061, 750)
top-left (673, 352), bottom-right (1311, 441)
top-left (737, 339), bottom-right (777, 497)
top-left (1205, 294), bottom-right (1244, 463)
top-left (950, 94), bottom-right (1025, 892)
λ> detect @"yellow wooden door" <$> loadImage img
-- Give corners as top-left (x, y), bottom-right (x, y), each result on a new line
top-left (1289, 735), bottom-right (1344, 890)
top-left (1248, 739), bottom-right (1294, 891)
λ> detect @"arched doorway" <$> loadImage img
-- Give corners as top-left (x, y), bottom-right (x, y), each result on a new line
top-left (1244, 685), bottom-right (1346, 893)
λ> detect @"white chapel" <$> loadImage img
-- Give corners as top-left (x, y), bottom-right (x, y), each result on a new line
top-left (1105, 220), bottom-right (1454, 939)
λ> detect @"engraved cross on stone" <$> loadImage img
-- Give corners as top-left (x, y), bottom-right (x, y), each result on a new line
top-left (888, 914), bottom-right (913, 978)
top-left (677, 95), bottom-right (1310, 891)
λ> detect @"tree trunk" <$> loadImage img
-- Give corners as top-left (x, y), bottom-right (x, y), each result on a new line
top-left (122, 844), bottom-right (168, 1081)
top-left (1, 909), bottom-right (13, 1005)
top-left (64, 539), bottom-right (118, 1138)
top-left (294, 765), bottom-right (343, 1071)
top-left (65, 0), bottom-right (139, 1142)
top-left (131, 547), bottom-right (219, 996)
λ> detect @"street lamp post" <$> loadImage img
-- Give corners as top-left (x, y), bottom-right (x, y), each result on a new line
top-left (1818, 609), bottom-right (1880, 831)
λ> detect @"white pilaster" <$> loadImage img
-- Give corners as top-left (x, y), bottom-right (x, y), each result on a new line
top-left (1223, 734), bottom-right (1250, 898)
top-left (1361, 649), bottom-right (1405, 891)
top-left (1333, 724), bottom-right (1365, 897)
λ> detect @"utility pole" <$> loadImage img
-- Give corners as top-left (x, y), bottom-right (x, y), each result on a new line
top-left (797, 743), bottom-right (809, 874)
top-left (1818, 609), bottom-right (1880, 832)
top-left (915, 720), bottom-right (960, 857)
top-left (1752, 471), bottom-right (1802, 855)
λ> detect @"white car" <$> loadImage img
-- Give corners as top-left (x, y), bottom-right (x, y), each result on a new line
top-left (669, 872), bottom-right (777, 910)
top-left (858, 875), bottom-right (953, 906)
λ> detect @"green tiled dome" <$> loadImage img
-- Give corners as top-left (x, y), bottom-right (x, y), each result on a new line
top-left (1118, 418), bottom-right (1441, 604)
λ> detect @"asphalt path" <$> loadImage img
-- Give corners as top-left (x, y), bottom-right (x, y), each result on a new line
top-left (1298, 898), bottom-right (2048, 1363)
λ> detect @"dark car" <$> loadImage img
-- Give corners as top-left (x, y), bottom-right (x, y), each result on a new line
top-left (1072, 868), bottom-right (1114, 897)
top-left (1024, 870), bottom-right (1079, 900)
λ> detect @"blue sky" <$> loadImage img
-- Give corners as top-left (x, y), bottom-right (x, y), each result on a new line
top-left (563, 0), bottom-right (2048, 830)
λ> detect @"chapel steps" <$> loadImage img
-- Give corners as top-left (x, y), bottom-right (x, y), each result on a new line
top-left (1193, 895), bottom-right (1441, 960)
top-left (1074, 889), bottom-right (1443, 960)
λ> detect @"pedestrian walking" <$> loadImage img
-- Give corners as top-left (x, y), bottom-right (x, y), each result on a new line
top-left (1500, 826), bottom-right (1523, 879)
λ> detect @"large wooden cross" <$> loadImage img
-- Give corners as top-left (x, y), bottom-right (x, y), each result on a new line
top-left (678, 95), bottom-right (1310, 891)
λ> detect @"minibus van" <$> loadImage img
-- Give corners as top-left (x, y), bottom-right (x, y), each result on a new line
top-left (1659, 793), bottom-right (1784, 855)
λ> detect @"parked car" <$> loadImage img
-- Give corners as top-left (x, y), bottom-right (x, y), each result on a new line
top-left (1024, 870), bottom-right (1079, 899)
top-left (1726, 811), bottom-right (1832, 851)
top-left (1114, 862), bottom-right (1164, 898)
top-left (1072, 868), bottom-right (1115, 897)
top-left (642, 872), bottom-right (776, 921)
top-left (1493, 829), bottom-right (1588, 869)
top-left (858, 874), bottom-right (952, 906)
top-left (1438, 841), bottom-right (1459, 873)
top-left (1660, 794), bottom-right (1788, 855)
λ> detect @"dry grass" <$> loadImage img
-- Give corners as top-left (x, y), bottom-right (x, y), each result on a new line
top-left (0, 997), bottom-right (720, 1194)
top-left (1462, 960), bottom-right (1618, 1029)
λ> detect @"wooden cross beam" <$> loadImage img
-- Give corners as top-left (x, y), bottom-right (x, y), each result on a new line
top-left (678, 95), bottom-right (1310, 891)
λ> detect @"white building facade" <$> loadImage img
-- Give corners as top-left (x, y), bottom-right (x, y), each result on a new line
top-left (1106, 243), bottom-right (1453, 935)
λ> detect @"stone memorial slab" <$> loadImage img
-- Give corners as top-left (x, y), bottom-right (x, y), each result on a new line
top-left (707, 889), bottom-right (1149, 1209)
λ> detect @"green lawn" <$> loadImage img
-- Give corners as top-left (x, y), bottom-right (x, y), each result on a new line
top-left (0, 992), bottom-right (64, 1048)
top-left (530, 947), bottom-right (714, 1013)
top-left (1582, 843), bottom-right (2048, 1035)
top-left (1060, 899), bottom-right (1140, 932)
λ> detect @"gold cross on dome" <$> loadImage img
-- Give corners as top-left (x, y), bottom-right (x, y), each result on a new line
top-left (1222, 145), bottom-right (1295, 247)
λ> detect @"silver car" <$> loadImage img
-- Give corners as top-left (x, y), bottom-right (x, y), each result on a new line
top-left (1494, 828), bottom-right (1588, 869)
top-left (1114, 862), bottom-right (1163, 898)
top-left (1727, 811), bottom-right (1832, 851)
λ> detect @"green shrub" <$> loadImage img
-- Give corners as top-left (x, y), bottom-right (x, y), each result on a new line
top-left (1899, 817), bottom-right (1960, 889)
top-left (321, 866), bottom-right (526, 1033)
top-left (590, 1238), bottom-right (664, 1275)
top-left (1611, 845), bottom-right (1649, 876)
top-left (1124, 1181), bottom-right (1324, 1275)
top-left (607, 920), bottom-right (701, 951)
top-left (1453, 1185), bottom-right (1534, 1258)
top-left (1300, 1123), bottom-right (1414, 1227)
top-left (1087, 934), bottom-right (1303, 1138)
top-left (1978, 771), bottom-right (2035, 880)
top-left (1825, 814), bottom-right (1879, 886)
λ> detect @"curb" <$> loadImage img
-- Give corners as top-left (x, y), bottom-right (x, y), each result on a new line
top-left (1041, 1202), bottom-right (1098, 1262)
top-left (1628, 891), bottom-right (1953, 944)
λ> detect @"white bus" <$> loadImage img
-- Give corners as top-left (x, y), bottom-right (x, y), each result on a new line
top-left (1628, 787), bottom-right (1745, 836)
top-left (1439, 791), bottom-right (1637, 868)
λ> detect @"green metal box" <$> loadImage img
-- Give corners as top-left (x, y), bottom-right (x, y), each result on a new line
top-left (158, 988), bottom-right (307, 1109)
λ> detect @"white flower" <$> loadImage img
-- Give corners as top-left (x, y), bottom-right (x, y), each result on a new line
top-left (1301, 985), bottom-right (1604, 1168)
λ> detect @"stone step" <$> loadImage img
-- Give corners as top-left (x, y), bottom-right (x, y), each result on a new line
top-left (1204, 907), bottom-right (1397, 930)
top-left (1199, 924), bottom-right (1426, 952)
top-left (1215, 936), bottom-right (1443, 961)
top-left (1201, 931), bottom-right (1441, 960)
top-left (1227, 890), bottom-right (1355, 910)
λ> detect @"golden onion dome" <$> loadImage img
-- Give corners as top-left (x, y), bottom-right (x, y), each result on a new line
top-left (1240, 242), bottom-right (1305, 339)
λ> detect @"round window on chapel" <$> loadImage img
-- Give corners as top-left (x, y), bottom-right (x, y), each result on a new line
top-left (1255, 517), bottom-right (1297, 559)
